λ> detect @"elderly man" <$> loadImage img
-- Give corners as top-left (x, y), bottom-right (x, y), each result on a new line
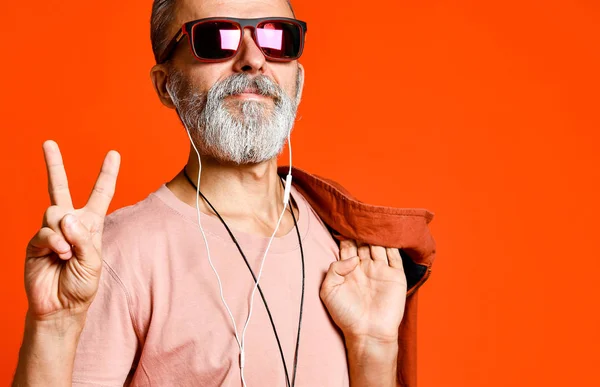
top-left (13, 0), bottom-right (435, 386)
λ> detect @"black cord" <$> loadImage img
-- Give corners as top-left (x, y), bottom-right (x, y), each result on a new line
top-left (183, 168), bottom-right (305, 387)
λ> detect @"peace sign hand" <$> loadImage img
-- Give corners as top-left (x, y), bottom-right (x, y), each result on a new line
top-left (24, 140), bottom-right (120, 322)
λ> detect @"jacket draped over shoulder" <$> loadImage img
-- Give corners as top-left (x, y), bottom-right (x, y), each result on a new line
top-left (279, 166), bottom-right (437, 387)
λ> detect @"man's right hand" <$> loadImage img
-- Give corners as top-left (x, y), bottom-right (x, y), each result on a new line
top-left (13, 141), bottom-right (120, 386)
top-left (25, 140), bottom-right (120, 323)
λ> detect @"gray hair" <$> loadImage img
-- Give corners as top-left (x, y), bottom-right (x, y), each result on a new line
top-left (150, 0), bottom-right (296, 63)
top-left (166, 70), bottom-right (300, 164)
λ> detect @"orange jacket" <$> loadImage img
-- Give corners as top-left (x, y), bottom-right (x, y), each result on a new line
top-left (279, 166), bottom-right (437, 387)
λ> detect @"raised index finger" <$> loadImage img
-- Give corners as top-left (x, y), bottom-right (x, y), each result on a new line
top-left (85, 150), bottom-right (121, 217)
top-left (43, 140), bottom-right (73, 208)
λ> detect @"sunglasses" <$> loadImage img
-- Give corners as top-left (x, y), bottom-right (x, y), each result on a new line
top-left (158, 17), bottom-right (308, 64)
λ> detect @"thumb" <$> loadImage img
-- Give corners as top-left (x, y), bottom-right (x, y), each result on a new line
top-left (60, 214), bottom-right (97, 262)
top-left (325, 256), bottom-right (360, 285)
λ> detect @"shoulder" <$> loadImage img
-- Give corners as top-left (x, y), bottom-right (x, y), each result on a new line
top-left (100, 185), bottom-right (186, 271)
top-left (103, 190), bottom-right (166, 244)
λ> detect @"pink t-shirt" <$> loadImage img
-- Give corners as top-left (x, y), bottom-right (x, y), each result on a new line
top-left (72, 184), bottom-right (350, 386)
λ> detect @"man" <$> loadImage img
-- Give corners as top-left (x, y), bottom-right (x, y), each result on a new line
top-left (13, 0), bottom-right (436, 386)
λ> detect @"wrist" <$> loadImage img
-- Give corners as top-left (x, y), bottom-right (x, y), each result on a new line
top-left (25, 310), bottom-right (87, 338)
top-left (13, 312), bottom-right (86, 387)
top-left (345, 334), bottom-right (399, 361)
top-left (345, 335), bottom-right (398, 387)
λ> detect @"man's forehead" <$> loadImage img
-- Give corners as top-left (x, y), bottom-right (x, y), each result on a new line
top-left (176, 0), bottom-right (294, 25)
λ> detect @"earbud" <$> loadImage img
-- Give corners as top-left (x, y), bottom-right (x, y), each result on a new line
top-left (283, 133), bottom-right (293, 206)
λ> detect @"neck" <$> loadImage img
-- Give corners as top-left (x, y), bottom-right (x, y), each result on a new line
top-left (167, 146), bottom-right (295, 236)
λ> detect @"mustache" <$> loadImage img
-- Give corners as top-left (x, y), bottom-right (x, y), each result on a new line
top-left (211, 73), bottom-right (283, 100)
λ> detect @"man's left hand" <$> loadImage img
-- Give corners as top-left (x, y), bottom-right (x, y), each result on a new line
top-left (320, 240), bottom-right (407, 343)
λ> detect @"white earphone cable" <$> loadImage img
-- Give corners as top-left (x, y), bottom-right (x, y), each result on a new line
top-left (183, 128), bottom-right (294, 387)
top-left (183, 127), bottom-right (249, 387)
top-left (172, 80), bottom-right (294, 386)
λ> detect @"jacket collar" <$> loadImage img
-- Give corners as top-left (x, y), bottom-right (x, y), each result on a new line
top-left (279, 166), bottom-right (437, 295)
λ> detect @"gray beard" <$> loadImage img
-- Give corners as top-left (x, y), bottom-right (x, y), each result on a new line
top-left (167, 70), bottom-right (300, 165)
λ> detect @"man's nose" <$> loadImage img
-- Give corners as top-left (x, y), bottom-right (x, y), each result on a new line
top-left (232, 27), bottom-right (267, 74)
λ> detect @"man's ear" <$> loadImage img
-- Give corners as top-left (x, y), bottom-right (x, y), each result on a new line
top-left (150, 63), bottom-right (176, 109)
top-left (295, 62), bottom-right (305, 105)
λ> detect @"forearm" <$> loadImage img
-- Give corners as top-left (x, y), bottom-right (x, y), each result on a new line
top-left (12, 312), bottom-right (85, 387)
top-left (346, 335), bottom-right (399, 387)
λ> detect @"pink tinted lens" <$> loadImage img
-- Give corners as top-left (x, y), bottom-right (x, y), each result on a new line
top-left (256, 21), bottom-right (302, 59)
top-left (219, 29), bottom-right (242, 50)
top-left (192, 21), bottom-right (241, 59)
top-left (257, 28), bottom-right (283, 50)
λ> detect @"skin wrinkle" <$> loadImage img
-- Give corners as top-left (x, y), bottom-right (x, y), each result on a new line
top-left (147, 0), bottom-right (307, 232)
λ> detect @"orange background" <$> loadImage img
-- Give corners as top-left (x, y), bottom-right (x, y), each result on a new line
top-left (1, 0), bottom-right (599, 386)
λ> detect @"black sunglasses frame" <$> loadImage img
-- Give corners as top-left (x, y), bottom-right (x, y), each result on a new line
top-left (158, 17), bottom-right (308, 64)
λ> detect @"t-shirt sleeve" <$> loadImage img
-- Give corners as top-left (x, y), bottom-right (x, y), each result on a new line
top-left (72, 261), bottom-right (140, 386)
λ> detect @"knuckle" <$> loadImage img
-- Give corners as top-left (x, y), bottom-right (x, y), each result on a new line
top-left (38, 226), bottom-right (53, 237)
top-left (357, 245), bottom-right (370, 257)
top-left (47, 232), bottom-right (63, 246)
top-left (45, 205), bottom-right (62, 217)
top-left (328, 260), bottom-right (341, 272)
top-left (28, 227), bottom-right (54, 251)
top-left (93, 185), bottom-right (114, 200)
top-left (339, 239), bottom-right (351, 249)
top-left (379, 247), bottom-right (389, 259)
top-left (48, 181), bottom-right (69, 194)
top-left (43, 205), bottom-right (61, 226)
top-left (339, 246), bottom-right (350, 257)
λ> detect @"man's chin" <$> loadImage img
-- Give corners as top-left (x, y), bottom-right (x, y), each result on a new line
top-left (208, 151), bottom-right (276, 166)
top-left (200, 139), bottom-right (283, 166)
top-left (227, 112), bottom-right (275, 127)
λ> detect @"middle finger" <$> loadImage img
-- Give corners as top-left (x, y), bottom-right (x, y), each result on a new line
top-left (357, 242), bottom-right (372, 261)
top-left (369, 245), bottom-right (388, 263)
